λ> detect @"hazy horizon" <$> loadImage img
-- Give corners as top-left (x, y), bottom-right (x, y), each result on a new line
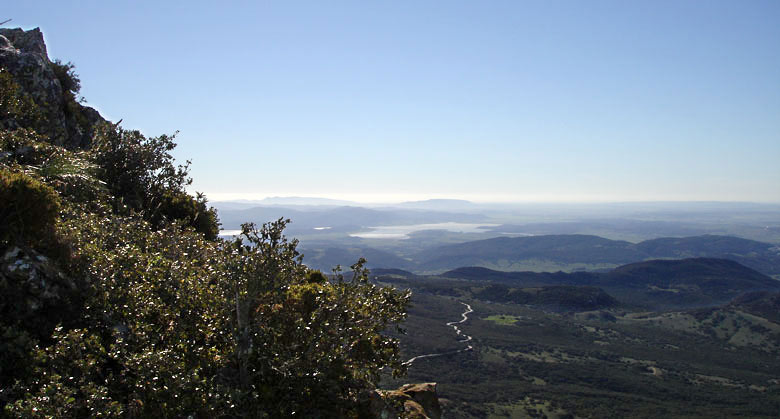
top-left (207, 193), bottom-right (780, 206)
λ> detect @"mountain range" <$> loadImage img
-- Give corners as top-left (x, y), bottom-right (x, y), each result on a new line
top-left (301, 234), bottom-right (780, 278)
top-left (439, 258), bottom-right (779, 310)
top-left (217, 205), bottom-right (488, 234)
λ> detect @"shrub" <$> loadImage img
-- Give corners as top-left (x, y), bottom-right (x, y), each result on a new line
top-left (92, 125), bottom-right (189, 211)
top-left (50, 60), bottom-right (81, 100)
top-left (0, 168), bottom-right (61, 247)
top-left (151, 191), bottom-right (220, 240)
top-left (0, 70), bottom-right (46, 132)
top-left (221, 220), bottom-right (410, 416)
top-left (91, 125), bottom-right (220, 239)
top-left (2, 57), bottom-right (409, 416)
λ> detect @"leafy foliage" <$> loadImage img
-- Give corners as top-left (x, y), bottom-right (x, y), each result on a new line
top-left (50, 60), bottom-right (81, 99)
top-left (91, 125), bottom-right (220, 239)
top-left (0, 70), bottom-right (45, 132)
top-left (150, 191), bottom-right (220, 241)
top-left (0, 168), bottom-right (60, 247)
top-left (219, 220), bottom-right (410, 416)
top-left (0, 56), bottom-right (410, 417)
top-left (92, 126), bottom-right (189, 211)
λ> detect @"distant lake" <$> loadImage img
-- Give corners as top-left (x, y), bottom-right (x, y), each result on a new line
top-left (350, 222), bottom-right (499, 239)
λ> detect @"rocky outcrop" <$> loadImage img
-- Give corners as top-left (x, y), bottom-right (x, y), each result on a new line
top-left (362, 383), bottom-right (442, 419)
top-left (0, 27), bottom-right (106, 149)
top-left (0, 246), bottom-right (82, 337)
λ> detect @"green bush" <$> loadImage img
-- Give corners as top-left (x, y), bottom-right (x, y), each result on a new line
top-left (0, 169), bottom-right (61, 247)
top-left (0, 70), bottom-right (46, 132)
top-left (151, 191), bottom-right (220, 240)
top-left (5, 215), bottom-right (409, 417)
top-left (50, 60), bottom-right (81, 100)
top-left (2, 58), bottom-right (410, 416)
top-left (91, 126), bottom-right (220, 239)
top-left (92, 126), bottom-right (187, 211)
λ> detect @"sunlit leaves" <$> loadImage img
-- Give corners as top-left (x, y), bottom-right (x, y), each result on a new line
top-left (2, 78), bottom-right (408, 415)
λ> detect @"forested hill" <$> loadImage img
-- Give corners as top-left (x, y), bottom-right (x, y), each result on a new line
top-left (0, 27), bottom-right (424, 418)
top-left (439, 258), bottom-right (780, 310)
top-left (414, 233), bottom-right (780, 277)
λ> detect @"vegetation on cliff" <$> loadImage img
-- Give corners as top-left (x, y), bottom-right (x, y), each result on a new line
top-left (0, 29), bottom-right (409, 417)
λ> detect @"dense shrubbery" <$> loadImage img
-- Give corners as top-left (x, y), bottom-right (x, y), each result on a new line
top-left (0, 169), bottom-right (60, 247)
top-left (151, 191), bottom-right (220, 241)
top-left (92, 125), bottom-right (220, 239)
top-left (1, 57), bottom-right (410, 417)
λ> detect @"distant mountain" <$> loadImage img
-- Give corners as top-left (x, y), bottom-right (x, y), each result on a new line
top-left (299, 246), bottom-right (415, 272)
top-left (369, 268), bottom-right (416, 277)
top-left (212, 197), bottom-right (360, 211)
top-left (415, 234), bottom-right (780, 277)
top-left (253, 197), bottom-right (358, 206)
top-left (489, 219), bottom-right (708, 238)
top-left (416, 234), bottom-right (644, 271)
top-left (600, 258), bottom-right (780, 308)
top-left (635, 235), bottom-right (780, 276)
top-left (217, 205), bottom-right (488, 231)
top-left (440, 258), bottom-right (780, 310)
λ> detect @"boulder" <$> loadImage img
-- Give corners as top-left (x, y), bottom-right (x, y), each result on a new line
top-left (0, 246), bottom-right (80, 335)
top-left (361, 382), bottom-right (442, 419)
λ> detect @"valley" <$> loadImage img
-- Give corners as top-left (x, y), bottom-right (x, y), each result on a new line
top-left (377, 266), bottom-right (780, 418)
top-left (212, 199), bottom-right (780, 416)
top-left (214, 201), bottom-right (780, 279)
top-left (4, 4), bottom-right (779, 416)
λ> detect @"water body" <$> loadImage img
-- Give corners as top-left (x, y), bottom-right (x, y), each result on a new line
top-left (350, 222), bottom-right (498, 239)
top-left (403, 302), bottom-right (474, 366)
top-left (218, 229), bottom-right (242, 238)
top-left (219, 227), bottom-right (332, 237)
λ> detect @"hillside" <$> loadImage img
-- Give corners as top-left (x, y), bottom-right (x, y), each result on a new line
top-left (728, 291), bottom-right (780, 324)
top-left (379, 261), bottom-right (780, 418)
top-left (439, 258), bottom-right (780, 310)
top-left (636, 235), bottom-right (780, 277)
top-left (417, 234), bottom-right (643, 271)
top-left (0, 27), bottom-right (413, 417)
top-left (413, 233), bottom-right (780, 277)
top-left (600, 258), bottom-right (780, 309)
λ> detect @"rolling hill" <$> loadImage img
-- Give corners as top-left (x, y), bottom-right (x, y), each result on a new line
top-left (437, 258), bottom-right (780, 310)
top-left (415, 234), bottom-right (780, 277)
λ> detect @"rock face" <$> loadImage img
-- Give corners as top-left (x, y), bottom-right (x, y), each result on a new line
top-left (362, 383), bottom-right (442, 419)
top-left (0, 27), bottom-right (106, 149)
top-left (0, 246), bottom-right (81, 336)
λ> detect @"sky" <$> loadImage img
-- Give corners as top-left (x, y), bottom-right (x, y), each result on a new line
top-left (4, 1), bottom-right (780, 203)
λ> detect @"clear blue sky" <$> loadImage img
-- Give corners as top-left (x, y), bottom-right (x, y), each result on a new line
top-left (5, 1), bottom-right (780, 203)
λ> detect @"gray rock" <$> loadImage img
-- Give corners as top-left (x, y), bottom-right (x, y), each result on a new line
top-left (361, 382), bottom-right (442, 419)
top-left (0, 27), bottom-right (48, 56)
top-left (1, 246), bottom-right (78, 321)
top-left (0, 27), bottom-right (107, 149)
top-left (0, 34), bottom-right (13, 51)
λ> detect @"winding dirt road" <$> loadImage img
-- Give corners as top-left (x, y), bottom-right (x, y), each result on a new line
top-left (403, 302), bottom-right (474, 366)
